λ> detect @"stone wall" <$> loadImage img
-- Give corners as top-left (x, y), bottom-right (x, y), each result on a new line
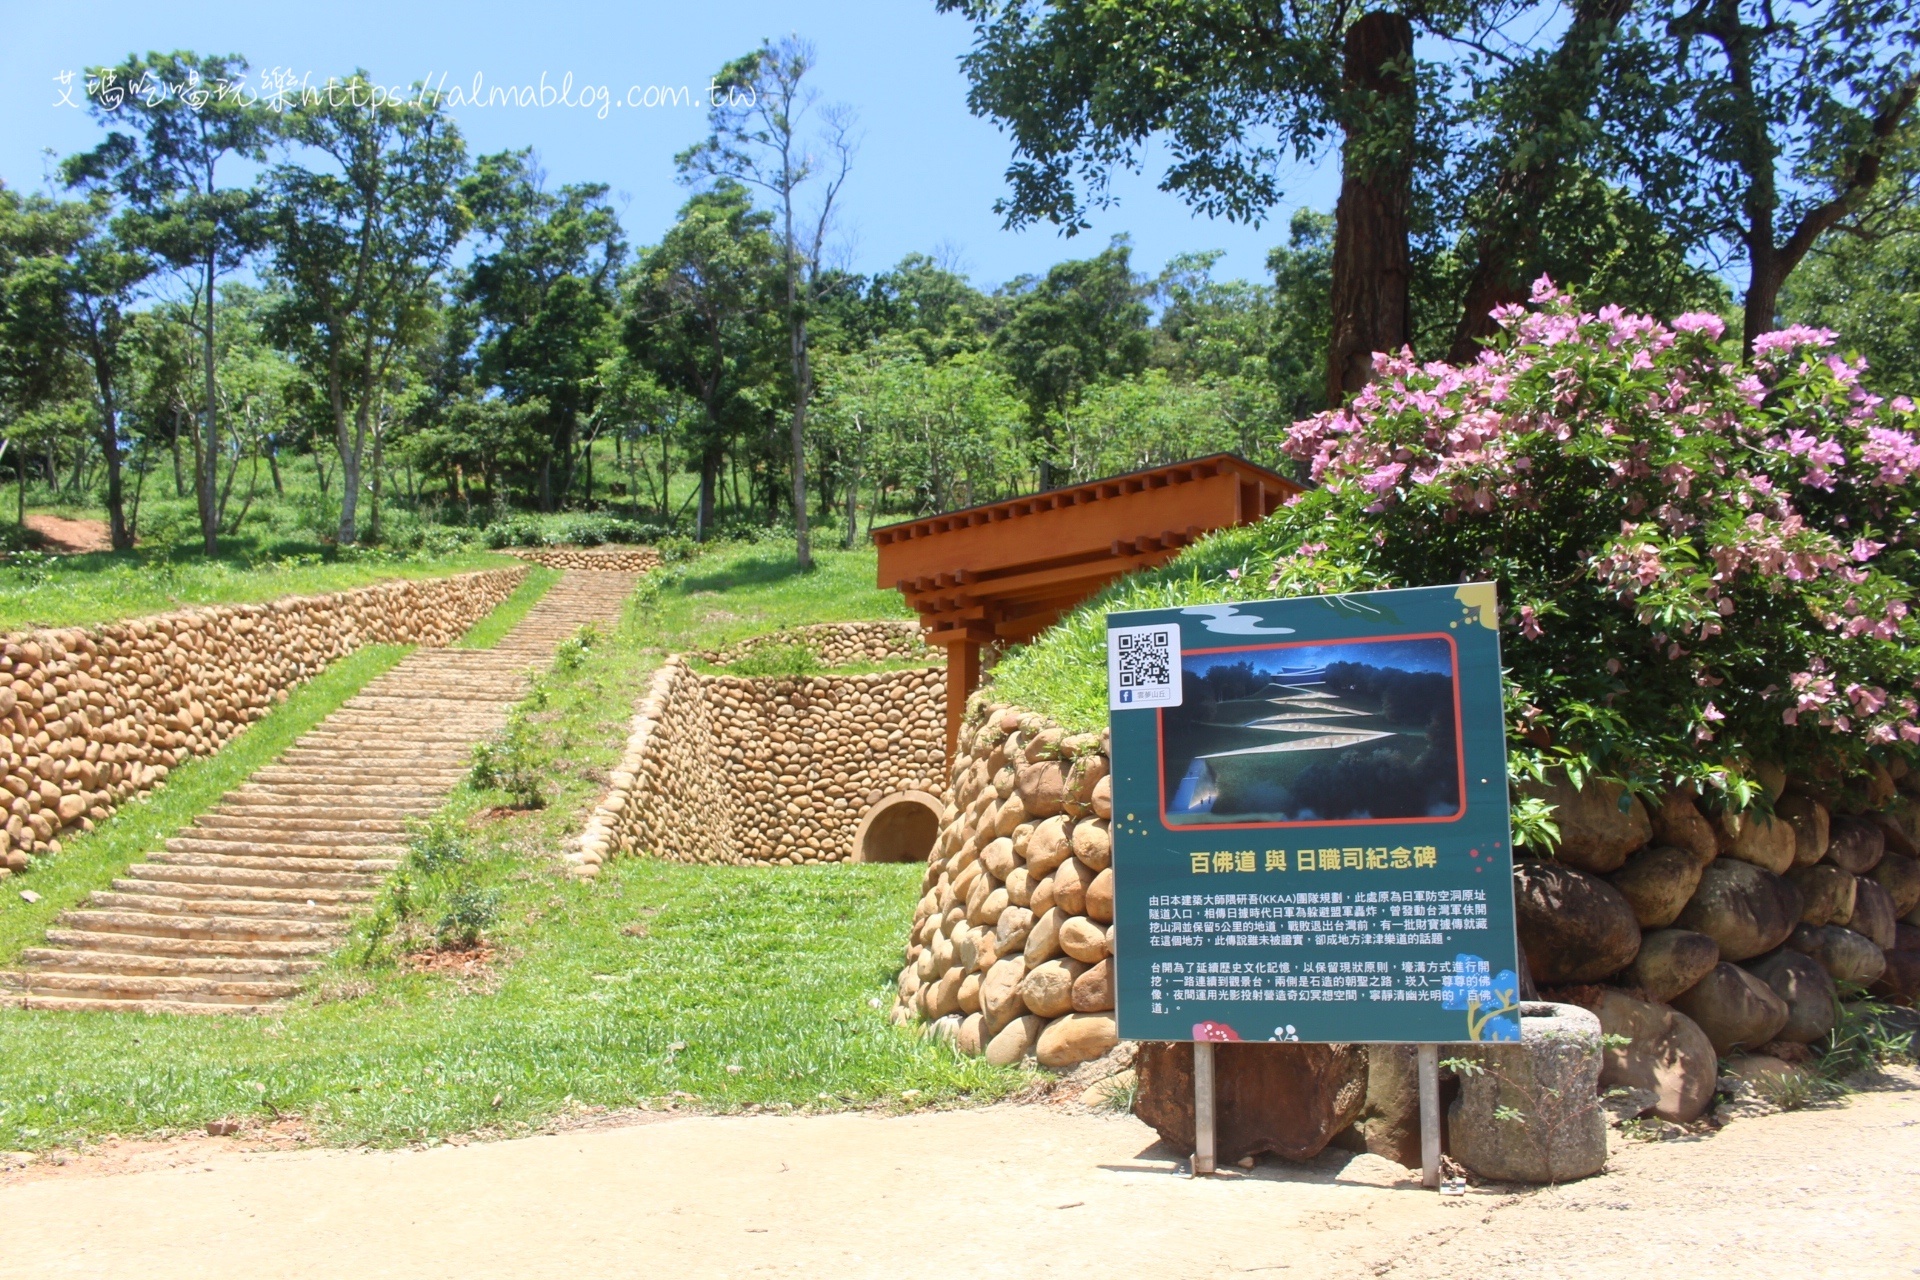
top-left (0, 567), bottom-right (525, 878)
top-left (700, 621), bottom-right (930, 668)
top-left (890, 690), bottom-right (1920, 1161)
top-left (1512, 765), bottom-right (1920, 1129)
top-left (888, 695), bottom-right (1121, 1073)
top-left (505, 546), bottom-right (661, 573)
top-left (569, 657), bottom-right (946, 876)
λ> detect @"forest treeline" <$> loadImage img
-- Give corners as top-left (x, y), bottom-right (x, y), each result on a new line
top-left (2, 10), bottom-right (1916, 565)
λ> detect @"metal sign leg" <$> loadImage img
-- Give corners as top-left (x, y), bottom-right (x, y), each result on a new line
top-left (1193, 1040), bottom-right (1217, 1176)
top-left (1417, 1043), bottom-right (1440, 1189)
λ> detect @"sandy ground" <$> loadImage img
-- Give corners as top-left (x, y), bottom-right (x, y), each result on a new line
top-left (22, 514), bottom-right (112, 554)
top-left (1, 1068), bottom-right (1916, 1280)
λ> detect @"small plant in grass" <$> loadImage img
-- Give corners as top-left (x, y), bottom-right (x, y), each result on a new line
top-left (726, 641), bottom-right (823, 678)
top-left (437, 884), bottom-right (502, 947)
top-left (554, 622), bottom-right (601, 672)
top-left (469, 717), bottom-right (546, 809)
top-left (1820, 989), bottom-right (1918, 1078)
top-left (1753, 1068), bottom-right (1846, 1112)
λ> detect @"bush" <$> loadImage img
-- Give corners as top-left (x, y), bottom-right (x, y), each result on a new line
top-left (996, 282), bottom-right (1920, 803)
top-left (725, 641), bottom-right (823, 678)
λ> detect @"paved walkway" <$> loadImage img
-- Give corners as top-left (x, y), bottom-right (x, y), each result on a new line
top-left (0, 571), bottom-right (636, 1014)
top-left (0, 1068), bottom-right (1914, 1278)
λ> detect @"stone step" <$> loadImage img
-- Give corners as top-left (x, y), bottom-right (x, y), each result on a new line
top-left (86, 891), bottom-right (353, 921)
top-left (126, 862), bottom-right (384, 891)
top-left (0, 991), bottom-right (277, 1016)
top-left (194, 814), bottom-right (409, 835)
top-left (16, 948), bottom-right (323, 977)
top-left (112, 877), bottom-right (376, 906)
top-left (214, 798), bottom-right (433, 818)
top-left (5, 970), bottom-right (304, 1003)
top-left (41, 928), bottom-right (334, 960)
top-left (165, 837), bottom-right (405, 858)
top-left (148, 851), bottom-right (400, 875)
top-left (60, 909), bottom-right (345, 942)
top-left (171, 827), bottom-right (405, 848)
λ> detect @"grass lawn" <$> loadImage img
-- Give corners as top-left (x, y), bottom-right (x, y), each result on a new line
top-left (0, 540), bottom-right (1017, 1152)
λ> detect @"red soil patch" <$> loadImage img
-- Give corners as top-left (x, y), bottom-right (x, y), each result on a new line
top-left (24, 514), bottom-right (113, 554)
top-left (405, 944), bottom-right (495, 976)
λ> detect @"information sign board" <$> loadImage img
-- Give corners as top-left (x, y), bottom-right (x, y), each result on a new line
top-left (1107, 584), bottom-right (1522, 1045)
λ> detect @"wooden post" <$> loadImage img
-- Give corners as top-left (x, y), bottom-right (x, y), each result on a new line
top-left (1417, 1043), bottom-right (1440, 1189)
top-left (1192, 1040), bottom-right (1217, 1176)
top-left (942, 638), bottom-right (980, 759)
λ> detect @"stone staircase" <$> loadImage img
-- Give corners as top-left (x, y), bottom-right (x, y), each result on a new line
top-left (0, 570), bottom-right (637, 1015)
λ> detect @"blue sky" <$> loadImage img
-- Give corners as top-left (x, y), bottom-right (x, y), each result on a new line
top-left (0, 0), bottom-right (1341, 291)
top-left (1184, 638), bottom-right (1456, 681)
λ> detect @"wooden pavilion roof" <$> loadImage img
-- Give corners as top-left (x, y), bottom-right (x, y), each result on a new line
top-left (874, 453), bottom-right (1303, 649)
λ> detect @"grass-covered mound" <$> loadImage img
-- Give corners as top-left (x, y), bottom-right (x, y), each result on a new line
top-left (997, 288), bottom-right (1920, 813)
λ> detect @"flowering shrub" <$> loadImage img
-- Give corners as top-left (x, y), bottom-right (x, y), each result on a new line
top-left (1267, 279), bottom-right (1920, 799)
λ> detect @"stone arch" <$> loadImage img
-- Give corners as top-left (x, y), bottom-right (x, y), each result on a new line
top-left (852, 790), bottom-right (944, 864)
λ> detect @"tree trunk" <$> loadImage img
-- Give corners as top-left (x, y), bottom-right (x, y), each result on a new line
top-left (333, 349), bottom-right (362, 546)
top-left (1325, 11), bottom-right (1415, 408)
top-left (170, 416), bottom-right (184, 497)
top-left (90, 351), bottom-right (131, 552)
top-left (696, 444), bottom-right (719, 541)
top-left (265, 440), bottom-right (283, 496)
top-left (198, 256), bottom-right (220, 555)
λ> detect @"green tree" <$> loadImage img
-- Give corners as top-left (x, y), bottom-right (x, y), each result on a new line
top-left (623, 184), bottom-right (780, 538)
top-left (461, 149), bottom-right (627, 512)
top-left (1781, 201), bottom-right (1920, 394)
top-left (680, 36), bottom-right (858, 569)
top-left (0, 192), bottom-right (151, 548)
top-left (991, 237), bottom-right (1150, 485)
top-left (63, 50), bottom-right (273, 554)
top-left (264, 74), bottom-right (468, 544)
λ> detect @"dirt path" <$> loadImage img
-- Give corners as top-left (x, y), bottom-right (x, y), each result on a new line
top-left (21, 514), bottom-right (112, 554)
top-left (1, 1067), bottom-right (1914, 1279)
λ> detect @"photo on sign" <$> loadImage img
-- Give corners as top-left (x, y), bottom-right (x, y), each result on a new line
top-left (1161, 635), bottom-right (1464, 827)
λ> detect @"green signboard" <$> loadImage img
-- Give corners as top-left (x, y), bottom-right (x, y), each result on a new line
top-left (1107, 584), bottom-right (1521, 1046)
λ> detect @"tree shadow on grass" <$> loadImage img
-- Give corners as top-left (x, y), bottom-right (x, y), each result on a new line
top-left (679, 551), bottom-right (812, 595)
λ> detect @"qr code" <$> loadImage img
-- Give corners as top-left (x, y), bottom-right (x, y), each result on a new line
top-left (1116, 630), bottom-right (1172, 689)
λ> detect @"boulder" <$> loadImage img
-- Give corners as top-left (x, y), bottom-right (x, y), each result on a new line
top-left (1608, 845), bottom-right (1705, 928)
top-left (1785, 864), bottom-right (1856, 927)
top-left (955, 1012), bottom-right (986, 1056)
top-left (1025, 815), bottom-right (1074, 877)
top-left (1134, 1041), bottom-right (1369, 1164)
top-left (980, 836), bottom-right (1018, 881)
top-left (1023, 906), bottom-right (1065, 966)
top-left (1673, 859), bottom-right (1801, 961)
top-left (1035, 1012), bottom-right (1119, 1068)
top-left (1052, 856), bottom-right (1094, 916)
top-left (1059, 915), bottom-right (1110, 964)
top-left (1085, 867), bottom-right (1115, 923)
top-left (1670, 962), bottom-right (1791, 1054)
top-left (995, 904), bottom-right (1033, 954)
top-left (1014, 760), bottom-right (1069, 818)
top-left (1786, 922), bottom-right (1888, 986)
top-left (1775, 793), bottom-right (1829, 868)
top-left (1357, 1044), bottom-right (1423, 1168)
top-left (1745, 949), bottom-right (1839, 1043)
top-left (1584, 989), bottom-right (1717, 1123)
top-left (1019, 957), bottom-right (1087, 1019)
top-left (1870, 950), bottom-right (1920, 1002)
top-left (1870, 852), bottom-right (1920, 917)
top-left (1071, 958), bottom-right (1114, 1012)
top-left (979, 956), bottom-right (1028, 1034)
top-left (1877, 796), bottom-right (1920, 857)
top-left (1718, 810), bottom-right (1797, 875)
top-left (1625, 929), bottom-right (1721, 1003)
top-left (1513, 862), bottom-right (1642, 983)
top-left (1449, 1003), bottom-right (1608, 1184)
top-left (1518, 774), bottom-right (1651, 873)
top-left (985, 1014), bottom-right (1045, 1066)
top-left (1824, 815), bottom-right (1885, 875)
top-left (1649, 792), bottom-right (1719, 865)
top-left (1070, 818), bottom-right (1112, 871)
top-left (1850, 878), bottom-right (1899, 950)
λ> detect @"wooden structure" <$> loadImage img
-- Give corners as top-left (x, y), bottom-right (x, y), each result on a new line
top-left (873, 454), bottom-right (1303, 751)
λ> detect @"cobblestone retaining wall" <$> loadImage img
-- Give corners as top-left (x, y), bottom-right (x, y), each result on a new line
top-left (569, 657), bottom-right (946, 874)
top-left (0, 567), bottom-right (525, 877)
top-left (505, 546), bottom-right (661, 572)
top-left (701, 621), bottom-right (929, 668)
